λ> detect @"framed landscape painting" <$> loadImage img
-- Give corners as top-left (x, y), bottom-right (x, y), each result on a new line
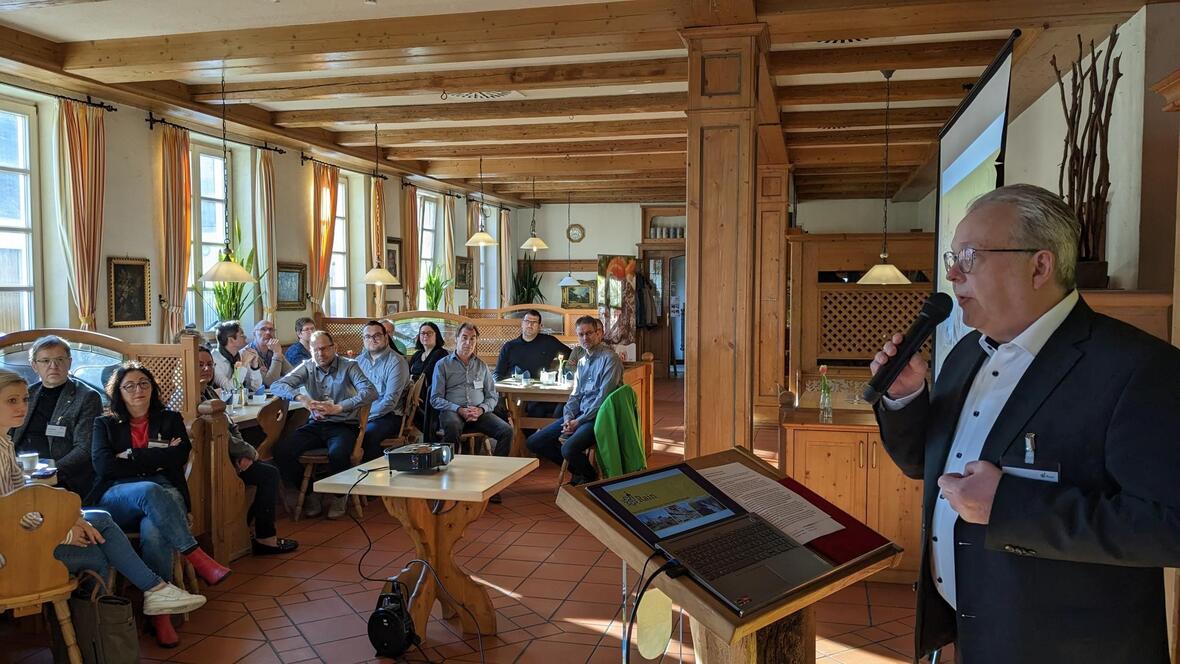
top-left (107, 257), bottom-right (151, 328)
top-left (561, 279), bottom-right (597, 309)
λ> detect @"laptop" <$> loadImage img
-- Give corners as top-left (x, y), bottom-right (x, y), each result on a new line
top-left (587, 464), bottom-right (834, 617)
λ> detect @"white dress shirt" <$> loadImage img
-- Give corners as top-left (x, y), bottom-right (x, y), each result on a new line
top-left (885, 289), bottom-right (1078, 608)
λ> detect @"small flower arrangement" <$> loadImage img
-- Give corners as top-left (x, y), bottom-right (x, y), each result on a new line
top-left (818, 365), bottom-right (831, 398)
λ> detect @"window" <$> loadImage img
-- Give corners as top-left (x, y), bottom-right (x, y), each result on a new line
top-left (186, 146), bottom-right (231, 329)
top-left (325, 179), bottom-right (349, 316)
top-left (0, 101), bottom-right (36, 333)
top-left (417, 192), bottom-right (439, 308)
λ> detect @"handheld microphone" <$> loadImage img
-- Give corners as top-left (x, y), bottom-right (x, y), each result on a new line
top-left (861, 292), bottom-right (953, 405)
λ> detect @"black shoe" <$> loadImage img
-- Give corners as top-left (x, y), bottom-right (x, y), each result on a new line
top-left (570, 475), bottom-right (587, 486)
top-left (488, 493), bottom-right (503, 504)
top-left (252, 538), bottom-right (299, 555)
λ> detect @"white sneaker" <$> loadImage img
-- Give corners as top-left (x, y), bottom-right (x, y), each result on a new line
top-left (326, 495), bottom-right (348, 520)
top-left (142, 583), bottom-right (207, 615)
top-left (303, 493), bottom-right (323, 518)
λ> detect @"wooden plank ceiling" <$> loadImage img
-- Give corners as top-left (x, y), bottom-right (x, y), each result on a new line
top-left (0, 0), bottom-right (1150, 204)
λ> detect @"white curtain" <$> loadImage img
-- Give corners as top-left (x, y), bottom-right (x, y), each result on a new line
top-left (498, 208), bottom-right (512, 307)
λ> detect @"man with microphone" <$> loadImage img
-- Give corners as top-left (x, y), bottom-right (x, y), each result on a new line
top-left (871, 184), bottom-right (1180, 663)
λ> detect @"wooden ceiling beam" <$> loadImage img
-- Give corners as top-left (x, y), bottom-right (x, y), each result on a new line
top-left (478, 171), bottom-right (688, 185)
top-left (796, 190), bottom-right (900, 201)
top-left (192, 58), bottom-right (688, 104)
top-left (793, 165), bottom-right (913, 175)
top-left (781, 106), bottom-right (953, 130)
top-left (495, 179), bottom-right (685, 193)
top-left (796, 173), bottom-right (908, 186)
top-left (785, 127), bottom-right (938, 147)
top-left (274, 92), bottom-right (687, 128)
top-left (385, 138), bottom-right (686, 160)
top-left (790, 143), bottom-right (933, 167)
top-left (60, 0), bottom-right (688, 82)
top-left (527, 189), bottom-right (686, 203)
top-left (686, 0), bottom-right (757, 25)
top-left (337, 118), bottom-right (687, 146)
top-left (769, 39), bottom-right (1005, 76)
top-left (776, 77), bottom-right (973, 106)
top-left (425, 154), bottom-right (686, 178)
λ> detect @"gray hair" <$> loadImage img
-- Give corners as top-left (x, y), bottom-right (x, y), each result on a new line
top-left (0, 367), bottom-right (28, 392)
top-left (968, 184), bottom-right (1080, 289)
top-left (29, 335), bottom-right (71, 362)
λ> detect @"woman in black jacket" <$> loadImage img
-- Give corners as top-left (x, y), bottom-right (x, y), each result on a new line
top-left (408, 322), bottom-right (447, 441)
top-left (89, 362), bottom-right (233, 647)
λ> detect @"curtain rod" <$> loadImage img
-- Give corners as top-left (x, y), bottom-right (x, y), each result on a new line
top-left (400, 179), bottom-right (507, 209)
top-left (300, 151), bottom-right (386, 180)
top-left (145, 112), bottom-right (286, 154)
top-left (0, 78), bottom-right (118, 111)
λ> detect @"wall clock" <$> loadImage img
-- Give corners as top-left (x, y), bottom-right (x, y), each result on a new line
top-left (567, 223), bottom-right (585, 243)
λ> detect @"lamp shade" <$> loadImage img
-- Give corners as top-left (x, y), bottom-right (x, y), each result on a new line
top-left (520, 235), bottom-right (549, 252)
top-left (857, 262), bottom-right (911, 285)
top-left (558, 274), bottom-right (580, 287)
top-left (363, 267), bottom-right (400, 285)
top-left (200, 259), bottom-right (255, 284)
top-left (465, 230), bottom-right (497, 247)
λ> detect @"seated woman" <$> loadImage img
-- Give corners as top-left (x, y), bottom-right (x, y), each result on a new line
top-left (0, 369), bottom-right (206, 646)
top-left (196, 346), bottom-right (297, 554)
top-left (408, 321), bottom-right (447, 441)
top-left (88, 362), bottom-right (232, 647)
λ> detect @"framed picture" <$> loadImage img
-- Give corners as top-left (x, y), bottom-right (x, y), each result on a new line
top-left (561, 279), bottom-right (597, 309)
top-left (384, 286), bottom-right (402, 310)
top-left (455, 256), bottom-right (473, 291)
top-left (385, 301), bottom-right (401, 315)
top-left (385, 236), bottom-right (402, 282)
top-left (276, 262), bottom-right (308, 311)
top-left (107, 257), bottom-right (151, 328)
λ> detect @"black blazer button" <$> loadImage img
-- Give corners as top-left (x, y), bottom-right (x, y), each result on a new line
top-left (1003, 545), bottom-right (1015, 553)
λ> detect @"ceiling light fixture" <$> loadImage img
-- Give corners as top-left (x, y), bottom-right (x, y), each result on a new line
top-left (363, 122), bottom-right (399, 286)
top-left (200, 73), bottom-right (256, 284)
top-left (558, 192), bottom-right (579, 288)
top-left (465, 155), bottom-right (498, 247)
top-left (519, 177), bottom-right (548, 252)
top-left (858, 69), bottom-right (911, 286)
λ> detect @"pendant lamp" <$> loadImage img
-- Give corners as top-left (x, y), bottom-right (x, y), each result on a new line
top-left (858, 69), bottom-right (911, 286)
top-left (363, 123), bottom-right (399, 286)
top-left (465, 156), bottom-right (498, 247)
top-left (519, 177), bottom-right (548, 252)
top-left (558, 192), bottom-right (579, 287)
top-left (200, 73), bottom-right (256, 284)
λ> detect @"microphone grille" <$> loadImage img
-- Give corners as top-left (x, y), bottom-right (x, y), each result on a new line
top-left (923, 292), bottom-right (954, 322)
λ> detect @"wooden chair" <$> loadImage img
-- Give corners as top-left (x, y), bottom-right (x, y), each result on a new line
top-left (459, 432), bottom-right (493, 456)
top-left (294, 403), bottom-right (370, 522)
top-left (254, 397), bottom-right (291, 461)
top-left (380, 376), bottom-right (425, 450)
top-left (556, 449), bottom-right (598, 497)
top-left (0, 485), bottom-right (84, 664)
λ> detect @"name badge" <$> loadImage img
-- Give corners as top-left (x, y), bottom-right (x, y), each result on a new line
top-left (1002, 463), bottom-right (1059, 484)
top-left (45, 425), bottom-right (67, 437)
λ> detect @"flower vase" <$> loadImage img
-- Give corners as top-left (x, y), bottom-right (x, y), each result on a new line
top-left (818, 388), bottom-right (833, 422)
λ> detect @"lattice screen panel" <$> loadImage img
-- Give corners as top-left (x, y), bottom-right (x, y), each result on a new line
top-left (136, 354), bottom-right (187, 413)
top-left (818, 287), bottom-right (932, 361)
top-left (319, 321), bottom-right (366, 357)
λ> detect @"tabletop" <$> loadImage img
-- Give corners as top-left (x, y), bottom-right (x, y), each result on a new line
top-left (494, 379), bottom-right (572, 396)
top-left (314, 454), bottom-right (539, 503)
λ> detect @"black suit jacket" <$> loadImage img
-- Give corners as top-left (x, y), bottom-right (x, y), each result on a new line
top-left (875, 298), bottom-right (1180, 664)
top-left (12, 378), bottom-right (103, 496)
top-left (86, 410), bottom-right (193, 510)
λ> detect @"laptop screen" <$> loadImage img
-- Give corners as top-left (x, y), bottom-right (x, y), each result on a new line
top-left (588, 464), bottom-right (746, 544)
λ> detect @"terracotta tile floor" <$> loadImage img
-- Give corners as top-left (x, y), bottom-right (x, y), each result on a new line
top-left (4, 378), bottom-right (950, 663)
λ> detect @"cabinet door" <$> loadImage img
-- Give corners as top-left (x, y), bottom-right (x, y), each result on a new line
top-left (791, 429), bottom-right (867, 522)
top-left (866, 434), bottom-right (924, 577)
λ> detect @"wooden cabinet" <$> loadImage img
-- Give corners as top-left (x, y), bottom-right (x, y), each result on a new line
top-left (784, 411), bottom-right (922, 584)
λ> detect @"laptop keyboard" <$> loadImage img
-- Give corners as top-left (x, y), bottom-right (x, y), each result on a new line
top-left (675, 520), bottom-right (799, 581)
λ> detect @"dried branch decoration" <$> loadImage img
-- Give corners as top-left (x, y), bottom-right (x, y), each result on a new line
top-left (1051, 25), bottom-right (1122, 262)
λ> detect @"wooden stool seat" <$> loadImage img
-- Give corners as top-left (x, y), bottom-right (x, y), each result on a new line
top-left (457, 432), bottom-right (493, 456)
top-left (380, 376), bottom-right (426, 450)
top-left (293, 404), bottom-right (370, 522)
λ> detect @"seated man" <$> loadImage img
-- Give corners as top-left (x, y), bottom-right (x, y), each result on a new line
top-left (379, 319), bottom-right (409, 355)
top-left (12, 335), bottom-right (103, 496)
top-left (270, 331), bottom-right (377, 519)
top-left (495, 308), bottom-right (570, 418)
top-left (430, 323), bottom-right (513, 500)
top-left (284, 317), bottom-right (316, 367)
top-left (357, 320), bottom-right (410, 461)
top-left (527, 316), bottom-right (623, 485)
top-left (196, 346), bottom-right (298, 554)
top-left (212, 320), bottom-right (264, 392)
top-left (247, 319), bottom-right (295, 386)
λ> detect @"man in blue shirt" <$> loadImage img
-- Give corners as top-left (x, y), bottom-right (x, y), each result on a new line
top-left (357, 320), bottom-right (410, 461)
top-left (527, 316), bottom-right (622, 485)
top-left (271, 330), bottom-right (377, 519)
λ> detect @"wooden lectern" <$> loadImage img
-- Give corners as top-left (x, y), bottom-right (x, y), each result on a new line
top-left (556, 448), bottom-right (902, 663)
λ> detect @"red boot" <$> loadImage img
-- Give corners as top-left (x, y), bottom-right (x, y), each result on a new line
top-left (184, 547), bottom-right (232, 586)
top-left (149, 614), bottom-right (179, 648)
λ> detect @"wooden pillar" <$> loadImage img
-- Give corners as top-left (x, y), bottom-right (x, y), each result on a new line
top-left (682, 24), bottom-right (767, 459)
top-left (753, 165), bottom-right (790, 425)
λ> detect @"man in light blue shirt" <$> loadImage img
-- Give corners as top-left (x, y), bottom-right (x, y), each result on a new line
top-left (270, 330), bottom-right (377, 519)
top-left (357, 320), bottom-right (410, 461)
top-left (527, 316), bottom-right (622, 484)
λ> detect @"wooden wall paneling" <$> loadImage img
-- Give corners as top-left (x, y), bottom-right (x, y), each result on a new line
top-left (754, 165), bottom-right (789, 424)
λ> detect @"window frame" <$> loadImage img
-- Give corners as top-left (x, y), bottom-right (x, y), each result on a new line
top-left (186, 142), bottom-right (233, 330)
top-left (0, 95), bottom-right (40, 332)
top-left (325, 178), bottom-right (349, 316)
top-left (416, 191), bottom-right (440, 309)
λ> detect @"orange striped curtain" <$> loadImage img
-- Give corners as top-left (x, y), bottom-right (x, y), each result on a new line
top-left (309, 162), bottom-right (339, 314)
top-left (257, 150), bottom-right (279, 317)
top-left (443, 195), bottom-right (457, 313)
top-left (159, 125), bottom-right (191, 342)
top-left (498, 208), bottom-right (512, 307)
top-left (56, 100), bottom-right (106, 330)
top-left (370, 177), bottom-right (387, 316)
top-left (401, 184), bottom-right (419, 310)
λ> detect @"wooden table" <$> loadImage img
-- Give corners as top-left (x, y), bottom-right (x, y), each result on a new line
top-left (494, 379), bottom-right (572, 456)
top-left (314, 455), bottom-right (539, 635)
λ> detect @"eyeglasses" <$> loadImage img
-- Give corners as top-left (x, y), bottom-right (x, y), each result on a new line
top-left (258, 327), bottom-right (275, 333)
top-left (120, 381), bottom-right (152, 393)
top-left (362, 333), bottom-right (384, 341)
top-left (33, 356), bottom-right (70, 367)
top-left (522, 318), bottom-right (541, 325)
top-left (942, 246), bottom-right (1041, 274)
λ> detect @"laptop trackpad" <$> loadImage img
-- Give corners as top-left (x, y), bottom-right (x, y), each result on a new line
top-left (765, 548), bottom-right (832, 585)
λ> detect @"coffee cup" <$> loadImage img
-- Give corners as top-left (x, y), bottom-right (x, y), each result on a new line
top-left (18, 452), bottom-right (38, 472)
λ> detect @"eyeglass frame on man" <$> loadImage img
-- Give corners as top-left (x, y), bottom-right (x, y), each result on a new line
top-left (942, 246), bottom-right (1042, 274)
top-left (33, 356), bottom-right (71, 367)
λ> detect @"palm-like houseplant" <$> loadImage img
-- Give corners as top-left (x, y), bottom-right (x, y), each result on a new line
top-left (513, 254), bottom-right (545, 304)
top-left (423, 264), bottom-right (453, 311)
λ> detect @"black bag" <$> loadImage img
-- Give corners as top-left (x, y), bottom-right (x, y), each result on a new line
top-left (66, 570), bottom-right (140, 664)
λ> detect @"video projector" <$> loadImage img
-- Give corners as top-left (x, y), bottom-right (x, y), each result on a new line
top-left (384, 443), bottom-right (453, 473)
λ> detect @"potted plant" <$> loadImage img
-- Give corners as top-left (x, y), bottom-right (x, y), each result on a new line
top-left (1052, 25), bottom-right (1122, 288)
top-left (513, 255), bottom-right (545, 304)
top-left (197, 220), bottom-right (267, 327)
top-left (423, 264), bottom-right (453, 311)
